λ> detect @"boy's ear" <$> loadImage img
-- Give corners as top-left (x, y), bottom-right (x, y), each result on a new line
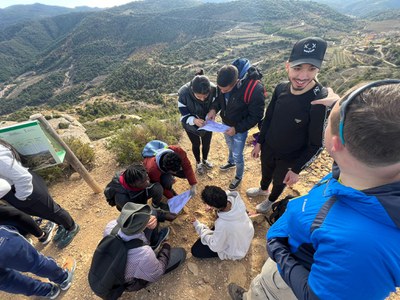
top-left (331, 135), bottom-right (344, 152)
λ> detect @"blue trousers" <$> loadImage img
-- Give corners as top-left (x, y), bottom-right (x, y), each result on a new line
top-left (224, 131), bottom-right (248, 179)
top-left (0, 227), bottom-right (67, 297)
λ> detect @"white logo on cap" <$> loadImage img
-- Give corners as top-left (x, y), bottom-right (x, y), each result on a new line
top-left (303, 42), bottom-right (316, 53)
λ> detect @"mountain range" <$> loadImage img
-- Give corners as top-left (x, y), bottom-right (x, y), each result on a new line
top-left (0, 0), bottom-right (399, 118)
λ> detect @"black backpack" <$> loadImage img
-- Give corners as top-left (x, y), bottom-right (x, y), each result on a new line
top-left (88, 225), bottom-right (144, 300)
top-left (104, 174), bottom-right (121, 207)
top-left (266, 195), bottom-right (294, 226)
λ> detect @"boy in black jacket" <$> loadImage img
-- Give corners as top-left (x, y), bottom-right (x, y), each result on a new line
top-left (207, 58), bottom-right (265, 190)
top-left (247, 37), bottom-right (329, 213)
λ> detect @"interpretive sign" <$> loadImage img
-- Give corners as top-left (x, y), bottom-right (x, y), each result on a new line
top-left (0, 120), bottom-right (66, 170)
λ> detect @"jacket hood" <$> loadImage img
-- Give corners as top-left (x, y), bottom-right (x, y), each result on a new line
top-left (217, 191), bottom-right (247, 220)
top-left (324, 178), bottom-right (400, 229)
top-left (232, 58), bottom-right (251, 79)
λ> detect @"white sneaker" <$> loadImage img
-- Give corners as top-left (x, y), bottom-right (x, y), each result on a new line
top-left (246, 187), bottom-right (270, 197)
top-left (196, 163), bottom-right (205, 175)
top-left (256, 200), bottom-right (274, 214)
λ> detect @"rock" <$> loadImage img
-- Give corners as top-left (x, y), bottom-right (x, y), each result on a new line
top-left (188, 262), bottom-right (199, 276)
top-left (69, 172), bottom-right (81, 181)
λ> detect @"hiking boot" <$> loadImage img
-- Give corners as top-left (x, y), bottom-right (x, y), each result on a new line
top-left (151, 227), bottom-right (170, 252)
top-left (59, 257), bottom-right (76, 291)
top-left (152, 202), bottom-right (170, 212)
top-left (56, 224), bottom-right (80, 249)
top-left (196, 162), bottom-right (205, 175)
top-left (38, 221), bottom-right (56, 245)
top-left (202, 159), bottom-right (214, 169)
top-left (256, 199), bottom-right (274, 214)
top-left (220, 162), bottom-right (236, 171)
top-left (228, 283), bottom-right (246, 300)
top-left (53, 226), bottom-right (66, 243)
top-left (246, 187), bottom-right (270, 197)
top-left (45, 283), bottom-right (60, 299)
top-left (229, 177), bottom-right (242, 190)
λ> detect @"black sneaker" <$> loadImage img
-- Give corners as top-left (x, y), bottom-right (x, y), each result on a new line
top-left (228, 283), bottom-right (246, 300)
top-left (53, 226), bottom-right (66, 243)
top-left (220, 162), bottom-right (236, 171)
top-left (38, 221), bottom-right (56, 245)
top-left (229, 177), bottom-right (242, 190)
top-left (151, 227), bottom-right (170, 252)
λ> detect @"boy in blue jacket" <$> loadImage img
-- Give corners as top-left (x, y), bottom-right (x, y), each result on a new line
top-left (229, 80), bottom-right (400, 299)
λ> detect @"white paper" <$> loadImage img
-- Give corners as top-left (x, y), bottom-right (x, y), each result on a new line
top-left (198, 120), bottom-right (230, 133)
top-left (168, 190), bottom-right (192, 214)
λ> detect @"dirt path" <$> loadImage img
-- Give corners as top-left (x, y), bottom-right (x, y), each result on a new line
top-left (1, 129), bottom-right (399, 300)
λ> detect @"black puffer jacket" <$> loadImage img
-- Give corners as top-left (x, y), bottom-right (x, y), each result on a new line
top-left (211, 67), bottom-right (266, 133)
top-left (178, 82), bottom-right (217, 124)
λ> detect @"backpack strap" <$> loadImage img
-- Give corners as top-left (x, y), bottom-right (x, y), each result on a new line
top-left (110, 224), bottom-right (145, 249)
top-left (244, 79), bottom-right (259, 104)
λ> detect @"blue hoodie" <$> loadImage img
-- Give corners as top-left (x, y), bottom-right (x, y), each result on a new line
top-left (267, 173), bottom-right (400, 300)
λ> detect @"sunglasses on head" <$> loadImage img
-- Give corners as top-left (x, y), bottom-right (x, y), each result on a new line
top-left (339, 79), bottom-right (400, 145)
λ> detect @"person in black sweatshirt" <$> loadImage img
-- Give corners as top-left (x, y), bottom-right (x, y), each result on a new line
top-left (247, 37), bottom-right (329, 213)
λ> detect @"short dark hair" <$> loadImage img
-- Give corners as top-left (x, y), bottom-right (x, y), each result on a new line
top-left (331, 83), bottom-right (400, 166)
top-left (162, 152), bottom-right (182, 172)
top-left (191, 75), bottom-right (211, 95)
top-left (201, 185), bottom-right (227, 209)
top-left (124, 163), bottom-right (148, 186)
top-left (217, 65), bottom-right (238, 87)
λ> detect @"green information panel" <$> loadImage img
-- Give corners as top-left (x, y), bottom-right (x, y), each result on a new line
top-left (0, 120), bottom-right (66, 170)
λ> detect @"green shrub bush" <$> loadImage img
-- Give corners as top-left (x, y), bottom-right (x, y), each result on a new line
top-left (107, 116), bottom-right (181, 165)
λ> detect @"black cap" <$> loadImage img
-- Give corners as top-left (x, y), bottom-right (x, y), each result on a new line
top-left (289, 37), bottom-right (327, 69)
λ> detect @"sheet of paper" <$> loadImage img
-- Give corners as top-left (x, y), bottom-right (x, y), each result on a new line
top-left (198, 120), bottom-right (230, 133)
top-left (168, 190), bottom-right (192, 214)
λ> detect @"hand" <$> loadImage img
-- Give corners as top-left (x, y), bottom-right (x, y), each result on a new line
top-left (194, 118), bottom-right (205, 127)
top-left (311, 88), bottom-right (340, 107)
top-left (189, 215), bottom-right (197, 223)
top-left (190, 184), bottom-right (197, 197)
top-left (206, 109), bottom-right (217, 121)
top-left (251, 143), bottom-right (261, 158)
top-left (146, 215), bottom-right (158, 230)
top-left (283, 169), bottom-right (299, 186)
top-left (225, 127), bottom-right (236, 136)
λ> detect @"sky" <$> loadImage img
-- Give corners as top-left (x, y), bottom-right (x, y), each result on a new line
top-left (0, 0), bottom-right (136, 9)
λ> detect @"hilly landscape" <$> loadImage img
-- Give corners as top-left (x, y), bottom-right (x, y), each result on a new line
top-left (0, 0), bottom-right (399, 298)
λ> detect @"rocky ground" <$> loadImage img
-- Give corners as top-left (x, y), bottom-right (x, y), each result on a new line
top-left (1, 128), bottom-right (399, 300)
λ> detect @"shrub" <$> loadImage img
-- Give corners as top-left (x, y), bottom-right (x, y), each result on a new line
top-left (107, 116), bottom-right (181, 165)
top-left (36, 137), bottom-right (95, 184)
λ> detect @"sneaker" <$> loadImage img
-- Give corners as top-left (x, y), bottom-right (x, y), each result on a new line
top-left (59, 257), bottom-right (76, 290)
top-left (151, 227), bottom-right (170, 252)
top-left (256, 199), bottom-right (274, 214)
top-left (202, 159), bottom-right (214, 169)
top-left (228, 283), bottom-right (246, 300)
top-left (246, 187), bottom-right (270, 197)
top-left (229, 177), bottom-right (242, 190)
top-left (53, 226), bottom-right (66, 243)
top-left (162, 212), bottom-right (178, 222)
top-left (56, 224), bottom-right (80, 249)
top-left (38, 221), bottom-right (56, 245)
top-left (196, 162), bottom-right (205, 175)
top-left (152, 202), bottom-right (170, 212)
top-left (45, 283), bottom-right (61, 299)
top-left (220, 162), bottom-right (236, 171)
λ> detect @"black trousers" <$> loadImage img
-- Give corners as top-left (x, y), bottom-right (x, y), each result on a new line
top-left (191, 238), bottom-right (219, 259)
top-left (3, 171), bottom-right (75, 230)
top-left (0, 203), bottom-right (43, 238)
top-left (260, 144), bottom-right (297, 202)
top-left (185, 130), bottom-right (213, 163)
